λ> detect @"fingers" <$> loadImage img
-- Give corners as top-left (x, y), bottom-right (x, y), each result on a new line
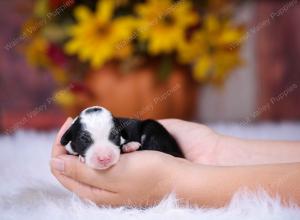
top-left (52, 117), bottom-right (73, 158)
top-left (51, 155), bottom-right (114, 191)
top-left (157, 119), bottom-right (174, 127)
top-left (53, 171), bottom-right (119, 205)
top-left (158, 119), bottom-right (180, 135)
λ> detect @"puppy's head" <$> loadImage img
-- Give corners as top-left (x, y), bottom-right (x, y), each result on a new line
top-left (60, 106), bottom-right (121, 170)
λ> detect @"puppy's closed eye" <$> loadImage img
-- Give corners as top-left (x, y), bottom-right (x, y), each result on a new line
top-left (77, 131), bottom-right (93, 145)
top-left (109, 132), bottom-right (121, 145)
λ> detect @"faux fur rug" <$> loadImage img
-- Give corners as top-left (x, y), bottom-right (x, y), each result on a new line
top-left (1, 122), bottom-right (300, 220)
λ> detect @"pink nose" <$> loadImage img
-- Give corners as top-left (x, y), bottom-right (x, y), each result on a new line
top-left (96, 155), bottom-right (112, 166)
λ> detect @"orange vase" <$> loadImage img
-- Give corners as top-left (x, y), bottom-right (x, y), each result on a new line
top-left (68, 62), bottom-right (198, 120)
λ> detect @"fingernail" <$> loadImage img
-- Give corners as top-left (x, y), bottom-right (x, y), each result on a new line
top-left (51, 158), bottom-right (65, 172)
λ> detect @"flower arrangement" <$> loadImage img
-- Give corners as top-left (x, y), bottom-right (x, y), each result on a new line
top-left (24, 0), bottom-right (244, 109)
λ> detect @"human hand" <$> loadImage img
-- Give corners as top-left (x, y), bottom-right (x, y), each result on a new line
top-left (51, 119), bottom-right (300, 208)
top-left (159, 119), bottom-right (220, 165)
top-left (50, 118), bottom-right (188, 206)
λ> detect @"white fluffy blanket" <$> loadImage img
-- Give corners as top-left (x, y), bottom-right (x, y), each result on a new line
top-left (1, 122), bottom-right (300, 220)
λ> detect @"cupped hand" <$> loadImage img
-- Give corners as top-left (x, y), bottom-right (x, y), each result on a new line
top-left (50, 118), bottom-right (187, 206)
top-left (159, 119), bottom-right (220, 165)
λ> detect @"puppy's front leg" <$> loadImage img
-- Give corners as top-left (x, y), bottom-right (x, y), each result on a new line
top-left (122, 142), bottom-right (141, 153)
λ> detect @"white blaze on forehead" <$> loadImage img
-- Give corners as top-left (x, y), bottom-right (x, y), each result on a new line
top-left (80, 106), bottom-right (114, 144)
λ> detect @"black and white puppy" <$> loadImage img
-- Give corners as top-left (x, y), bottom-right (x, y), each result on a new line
top-left (60, 106), bottom-right (183, 170)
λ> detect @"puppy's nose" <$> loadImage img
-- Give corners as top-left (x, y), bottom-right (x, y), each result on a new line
top-left (96, 155), bottom-right (112, 166)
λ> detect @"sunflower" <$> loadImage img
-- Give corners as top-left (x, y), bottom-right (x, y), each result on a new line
top-left (135, 0), bottom-right (199, 55)
top-left (64, 0), bottom-right (135, 68)
top-left (193, 51), bottom-right (242, 83)
top-left (53, 89), bottom-right (76, 107)
top-left (24, 35), bottom-right (49, 67)
top-left (178, 15), bottom-right (244, 84)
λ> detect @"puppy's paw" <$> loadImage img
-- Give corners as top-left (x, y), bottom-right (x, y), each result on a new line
top-left (122, 142), bottom-right (141, 153)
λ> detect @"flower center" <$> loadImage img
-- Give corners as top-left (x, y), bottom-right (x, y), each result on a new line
top-left (95, 24), bottom-right (111, 37)
top-left (162, 15), bottom-right (175, 25)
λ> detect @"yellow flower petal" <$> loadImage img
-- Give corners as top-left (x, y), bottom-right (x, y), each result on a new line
top-left (96, 0), bottom-right (114, 23)
top-left (54, 90), bottom-right (76, 107)
top-left (177, 29), bottom-right (209, 64)
top-left (205, 15), bottom-right (220, 33)
top-left (64, 1), bottom-right (135, 68)
top-left (64, 40), bottom-right (81, 54)
top-left (218, 28), bottom-right (244, 47)
top-left (173, 1), bottom-right (199, 27)
top-left (25, 35), bottom-right (49, 67)
top-left (74, 6), bottom-right (92, 22)
top-left (193, 55), bottom-right (213, 82)
top-left (135, 0), bottom-right (199, 55)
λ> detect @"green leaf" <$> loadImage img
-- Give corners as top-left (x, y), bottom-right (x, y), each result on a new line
top-left (158, 55), bottom-right (173, 81)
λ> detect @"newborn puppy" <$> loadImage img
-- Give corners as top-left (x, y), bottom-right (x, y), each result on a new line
top-left (60, 106), bottom-right (183, 169)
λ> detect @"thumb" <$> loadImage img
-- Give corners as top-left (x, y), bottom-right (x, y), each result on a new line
top-left (50, 155), bottom-right (112, 190)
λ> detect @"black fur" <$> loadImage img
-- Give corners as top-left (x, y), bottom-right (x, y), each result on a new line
top-left (85, 107), bottom-right (102, 114)
top-left (60, 117), bottom-right (93, 156)
top-left (115, 118), bottom-right (183, 157)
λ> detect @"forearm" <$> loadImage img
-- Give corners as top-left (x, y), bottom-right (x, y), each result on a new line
top-left (216, 135), bottom-right (300, 165)
top-left (172, 161), bottom-right (300, 207)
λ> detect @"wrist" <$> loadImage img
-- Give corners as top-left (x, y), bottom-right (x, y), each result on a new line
top-left (169, 157), bottom-right (206, 205)
top-left (214, 134), bottom-right (248, 166)
top-left (169, 160), bottom-right (235, 207)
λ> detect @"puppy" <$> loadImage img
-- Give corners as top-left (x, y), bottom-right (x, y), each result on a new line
top-left (60, 106), bottom-right (183, 169)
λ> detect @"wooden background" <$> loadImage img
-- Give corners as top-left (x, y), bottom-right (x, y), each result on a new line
top-left (0, 0), bottom-right (66, 133)
top-left (0, 0), bottom-right (299, 133)
top-left (256, 0), bottom-right (300, 120)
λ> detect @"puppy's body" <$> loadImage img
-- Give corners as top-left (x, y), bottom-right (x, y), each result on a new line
top-left (60, 106), bottom-right (183, 169)
top-left (116, 118), bottom-right (183, 157)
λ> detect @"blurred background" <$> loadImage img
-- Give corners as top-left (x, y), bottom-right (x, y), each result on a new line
top-left (1, 0), bottom-right (300, 134)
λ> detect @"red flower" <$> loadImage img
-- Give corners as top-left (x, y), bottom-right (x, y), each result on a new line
top-left (47, 43), bottom-right (67, 67)
top-left (49, 0), bottom-right (74, 10)
top-left (70, 82), bottom-right (92, 96)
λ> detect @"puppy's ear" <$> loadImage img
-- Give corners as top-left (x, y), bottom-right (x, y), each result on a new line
top-left (60, 117), bottom-right (79, 146)
top-left (60, 126), bottom-right (73, 146)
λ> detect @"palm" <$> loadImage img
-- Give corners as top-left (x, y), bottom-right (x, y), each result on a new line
top-left (159, 119), bottom-right (219, 165)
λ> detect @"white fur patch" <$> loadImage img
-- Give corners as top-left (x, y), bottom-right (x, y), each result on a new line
top-left (141, 134), bottom-right (146, 144)
top-left (65, 143), bottom-right (78, 155)
top-left (120, 137), bottom-right (126, 145)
